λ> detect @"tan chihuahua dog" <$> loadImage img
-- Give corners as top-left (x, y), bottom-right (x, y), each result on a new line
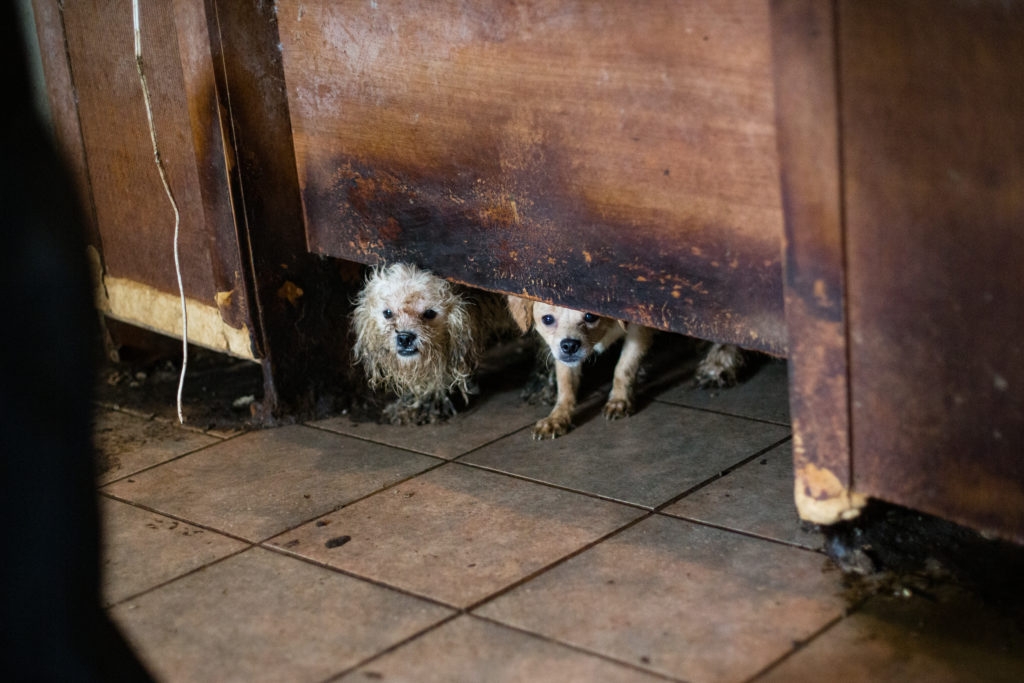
top-left (507, 296), bottom-right (655, 439)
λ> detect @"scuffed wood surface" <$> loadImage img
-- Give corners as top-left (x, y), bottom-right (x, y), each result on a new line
top-left (39, 0), bottom-right (257, 338)
top-left (278, 0), bottom-right (786, 353)
top-left (841, 0), bottom-right (1024, 541)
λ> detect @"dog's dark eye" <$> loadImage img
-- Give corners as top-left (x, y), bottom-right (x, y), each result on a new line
top-left (422, 309), bottom-right (437, 320)
top-left (541, 314), bottom-right (555, 326)
top-left (584, 313), bottom-right (598, 324)
top-left (382, 309), bottom-right (393, 319)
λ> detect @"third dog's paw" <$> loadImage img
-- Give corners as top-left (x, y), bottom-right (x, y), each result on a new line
top-left (602, 398), bottom-right (634, 420)
top-left (382, 400), bottom-right (418, 425)
top-left (520, 366), bottom-right (557, 406)
top-left (694, 363), bottom-right (737, 389)
top-left (383, 395), bottom-right (456, 425)
top-left (694, 344), bottom-right (744, 389)
top-left (532, 415), bottom-right (572, 440)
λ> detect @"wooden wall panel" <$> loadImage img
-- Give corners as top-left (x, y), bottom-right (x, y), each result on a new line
top-left (277, 0), bottom-right (787, 354)
top-left (841, 0), bottom-right (1024, 541)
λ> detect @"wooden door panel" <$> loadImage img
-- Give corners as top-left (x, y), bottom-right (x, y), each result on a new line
top-left (277, 0), bottom-right (787, 354)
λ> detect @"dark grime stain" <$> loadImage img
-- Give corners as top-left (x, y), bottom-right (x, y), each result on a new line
top-left (325, 535), bottom-right (352, 549)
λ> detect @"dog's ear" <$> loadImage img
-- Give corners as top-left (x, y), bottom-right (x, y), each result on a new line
top-left (506, 295), bottom-right (534, 333)
top-left (617, 320), bottom-right (629, 332)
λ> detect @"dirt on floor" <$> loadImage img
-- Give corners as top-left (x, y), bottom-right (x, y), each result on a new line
top-left (95, 328), bottom-right (265, 435)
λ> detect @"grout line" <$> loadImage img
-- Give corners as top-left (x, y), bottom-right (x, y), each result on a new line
top-left (301, 420), bottom-right (454, 459)
top-left (96, 490), bottom-right (256, 546)
top-left (301, 418), bottom-right (541, 461)
top-left (654, 511), bottom-right (825, 555)
top-left (467, 614), bottom-right (688, 683)
top-left (258, 543), bottom-right (460, 613)
top-left (742, 610), bottom-right (850, 682)
top-left (462, 512), bottom-right (655, 613)
top-left (652, 435), bottom-right (794, 513)
top-left (650, 398), bottom-right (793, 427)
top-left (453, 458), bottom-right (656, 513)
top-left (252, 459), bottom-right (452, 540)
top-left (102, 543), bottom-right (254, 610)
top-left (317, 613), bottom-right (464, 683)
top-left (95, 432), bottom-right (245, 487)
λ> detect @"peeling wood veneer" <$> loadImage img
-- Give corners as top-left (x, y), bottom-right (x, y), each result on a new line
top-left (99, 276), bottom-right (254, 360)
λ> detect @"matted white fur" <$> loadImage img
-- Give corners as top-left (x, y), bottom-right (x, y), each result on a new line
top-left (352, 263), bottom-right (516, 424)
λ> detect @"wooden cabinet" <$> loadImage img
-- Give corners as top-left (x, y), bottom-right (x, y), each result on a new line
top-left (32, 0), bottom-right (1024, 542)
top-left (774, 0), bottom-right (1024, 541)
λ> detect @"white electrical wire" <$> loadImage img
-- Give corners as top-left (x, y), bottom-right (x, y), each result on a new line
top-left (132, 0), bottom-right (188, 423)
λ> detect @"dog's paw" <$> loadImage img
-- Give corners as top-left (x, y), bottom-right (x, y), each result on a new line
top-left (694, 363), bottom-right (737, 389)
top-left (532, 415), bottom-right (572, 440)
top-left (381, 400), bottom-right (426, 425)
top-left (382, 395), bottom-right (457, 425)
top-left (521, 366), bottom-right (557, 405)
top-left (521, 381), bottom-right (557, 406)
top-left (602, 398), bottom-right (634, 420)
top-left (694, 344), bottom-right (744, 388)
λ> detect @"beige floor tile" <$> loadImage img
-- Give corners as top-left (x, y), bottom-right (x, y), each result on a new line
top-left (338, 615), bottom-right (669, 683)
top-left (311, 384), bottom-right (548, 459)
top-left (477, 515), bottom-right (845, 683)
top-left (656, 359), bottom-right (790, 425)
top-left (463, 402), bottom-right (790, 508)
top-left (100, 496), bottom-right (247, 606)
top-left (110, 547), bottom-right (452, 683)
top-left (662, 441), bottom-right (823, 550)
top-left (757, 584), bottom-right (1024, 682)
top-left (267, 463), bottom-right (644, 607)
top-left (101, 424), bottom-right (439, 541)
top-left (93, 408), bottom-right (220, 485)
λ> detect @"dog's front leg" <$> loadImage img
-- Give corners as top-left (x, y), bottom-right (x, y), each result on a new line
top-left (532, 361), bottom-right (580, 439)
top-left (604, 324), bottom-right (655, 419)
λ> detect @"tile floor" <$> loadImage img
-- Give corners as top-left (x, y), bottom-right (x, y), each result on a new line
top-left (94, 347), bottom-right (1024, 682)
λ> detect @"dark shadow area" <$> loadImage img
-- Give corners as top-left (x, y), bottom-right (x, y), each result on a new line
top-left (824, 499), bottom-right (1024, 625)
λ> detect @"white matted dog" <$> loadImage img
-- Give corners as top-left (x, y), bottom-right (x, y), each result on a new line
top-left (507, 296), bottom-right (656, 439)
top-left (352, 263), bottom-right (517, 424)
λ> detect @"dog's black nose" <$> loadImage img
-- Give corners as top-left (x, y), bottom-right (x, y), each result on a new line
top-left (396, 331), bottom-right (417, 349)
top-left (560, 338), bottom-right (581, 355)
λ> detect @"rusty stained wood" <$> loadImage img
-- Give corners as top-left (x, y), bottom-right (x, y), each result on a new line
top-left (42, 0), bottom-right (255, 349)
top-left (278, 0), bottom-right (787, 354)
top-left (205, 0), bottom-right (363, 417)
top-left (770, 0), bottom-right (862, 524)
top-left (841, 1), bottom-right (1024, 541)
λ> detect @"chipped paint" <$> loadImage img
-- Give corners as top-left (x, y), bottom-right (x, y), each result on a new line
top-left (794, 462), bottom-right (867, 524)
top-left (215, 289), bottom-right (234, 309)
top-left (277, 280), bottom-right (305, 307)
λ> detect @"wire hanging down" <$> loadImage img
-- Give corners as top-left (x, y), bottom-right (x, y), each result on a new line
top-left (132, 0), bottom-right (188, 423)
